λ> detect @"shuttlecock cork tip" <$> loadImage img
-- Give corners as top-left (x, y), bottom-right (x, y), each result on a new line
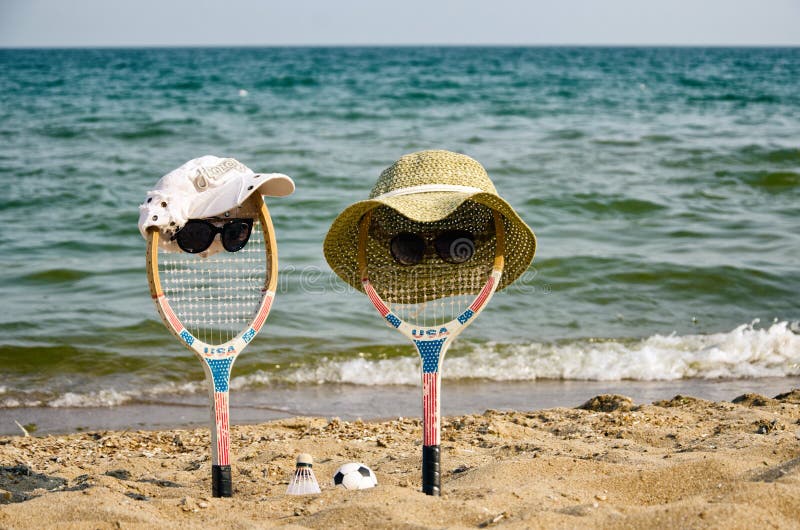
top-left (287, 453), bottom-right (321, 495)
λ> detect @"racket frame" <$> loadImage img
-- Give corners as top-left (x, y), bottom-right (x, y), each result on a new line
top-left (358, 209), bottom-right (505, 495)
top-left (146, 199), bottom-right (278, 497)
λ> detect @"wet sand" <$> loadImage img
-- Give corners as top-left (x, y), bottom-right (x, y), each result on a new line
top-left (4, 376), bottom-right (800, 435)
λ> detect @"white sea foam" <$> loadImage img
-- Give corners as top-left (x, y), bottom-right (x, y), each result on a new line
top-left (284, 356), bottom-right (421, 386)
top-left (3, 321), bottom-right (797, 408)
top-left (44, 382), bottom-right (205, 408)
top-left (273, 320), bottom-right (800, 385)
top-left (49, 389), bottom-right (132, 408)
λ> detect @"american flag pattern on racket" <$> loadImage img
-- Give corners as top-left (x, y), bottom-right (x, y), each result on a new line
top-left (213, 391), bottom-right (230, 465)
top-left (146, 198), bottom-right (279, 497)
top-left (422, 372), bottom-right (440, 446)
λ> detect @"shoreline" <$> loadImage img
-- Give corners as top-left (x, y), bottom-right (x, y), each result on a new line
top-left (1, 389), bottom-right (799, 528)
top-left (2, 376), bottom-right (800, 436)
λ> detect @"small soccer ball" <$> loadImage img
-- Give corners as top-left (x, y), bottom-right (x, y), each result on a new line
top-left (333, 462), bottom-right (377, 490)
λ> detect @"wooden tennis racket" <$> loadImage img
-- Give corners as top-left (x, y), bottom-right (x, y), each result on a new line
top-left (357, 202), bottom-right (505, 495)
top-left (146, 196), bottom-right (277, 497)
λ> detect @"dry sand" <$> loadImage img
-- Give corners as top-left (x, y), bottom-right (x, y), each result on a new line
top-left (1, 390), bottom-right (799, 529)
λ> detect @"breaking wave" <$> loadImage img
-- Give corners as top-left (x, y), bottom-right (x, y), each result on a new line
top-left (274, 320), bottom-right (800, 385)
top-left (3, 321), bottom-right (796, 408)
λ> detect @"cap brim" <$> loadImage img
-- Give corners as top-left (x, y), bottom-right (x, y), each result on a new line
top-left (249, 173), bottom-right (296, 198)
top-left (189, 173), bottom-right (295, 219)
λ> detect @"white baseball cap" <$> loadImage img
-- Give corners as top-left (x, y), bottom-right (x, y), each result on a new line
top-left (138, 155), bottom-right (294, 239)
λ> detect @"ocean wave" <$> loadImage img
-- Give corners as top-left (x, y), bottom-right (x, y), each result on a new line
top-left (254, 75), bottom-right (318, 88)
top-left (1, 321), bottom-right (797, 408)
top-left (686, 93), bottom-right (781, 105)
top-left (543, 129), bottom-right (586, 141)
top-left (744, 171), bottom-right (800, 190)
top-left (49, 389), bottom-right (131, 408)
top-left (662, 144), bottom-right (800, 170)
top-left (19, 268), bottom-right (94, 285)
top-left (111, 127), bottom-right (177, 140)
top-left (551, 195), bottom-right (668, 218)
top-left (39, 126), bottom-right (81, 139)
top-left (155, 79), bottom-right (203, 90)
top-left (269, 321), bottom-right (800, 384)
top-left (0, 381), bottom-right (204, 409)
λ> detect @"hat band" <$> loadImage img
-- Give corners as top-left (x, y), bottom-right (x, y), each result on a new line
top-left (372, 184), bottom-right (484, 201)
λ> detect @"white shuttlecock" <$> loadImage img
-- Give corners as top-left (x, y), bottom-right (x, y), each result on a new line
top-left (286, 453), bottom-right (321, 495)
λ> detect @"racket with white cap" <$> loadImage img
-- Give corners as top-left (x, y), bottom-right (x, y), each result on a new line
top-left (146, 195), bottom-right (277, 497)
top-left (357, 201), bottom-right (505, 495)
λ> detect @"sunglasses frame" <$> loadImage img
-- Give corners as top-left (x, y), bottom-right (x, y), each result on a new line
top-left (389, 229), bottom-right (476, 266)
top-left (173, 218), bottom-right (254, 254)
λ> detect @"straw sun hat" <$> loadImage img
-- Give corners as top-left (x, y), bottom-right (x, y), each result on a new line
top-left (324, 150), bottom-right (536, 295)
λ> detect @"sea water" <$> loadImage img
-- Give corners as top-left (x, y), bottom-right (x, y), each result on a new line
top-left (0, 47), bottom-right (798, 433)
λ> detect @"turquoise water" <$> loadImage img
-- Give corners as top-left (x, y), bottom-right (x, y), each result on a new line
top-left (0, 47), bottom-right (798, 418)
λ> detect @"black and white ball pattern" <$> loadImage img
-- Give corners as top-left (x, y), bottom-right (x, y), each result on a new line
top-left (333, 462), bottom-right (377, 490)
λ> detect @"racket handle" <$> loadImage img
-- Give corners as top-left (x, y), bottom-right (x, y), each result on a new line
top-left (422, 445), bottom-right (441, 496)
top-left (212, 465), bottom-right (232, 497)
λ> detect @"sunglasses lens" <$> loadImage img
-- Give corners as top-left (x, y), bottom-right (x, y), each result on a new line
top-left (221, 220), bottom-right (252, 252)
top-left (390, 233), bottom-right (426, 265)
top-left (175, 221), bottom-right (215, 254)
top-left (435, 230), bottom-right (475, 264)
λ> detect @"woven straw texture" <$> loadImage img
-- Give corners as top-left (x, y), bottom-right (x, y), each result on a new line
top-left (323, 150), bottom-right (536, 297)
top-left (365, 201), bottom-right (496, 306)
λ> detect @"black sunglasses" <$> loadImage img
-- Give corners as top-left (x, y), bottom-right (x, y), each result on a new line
top-left (173, 218), bottom-right (253, 254)
top-left (390, 230), bottom-right (475, 266)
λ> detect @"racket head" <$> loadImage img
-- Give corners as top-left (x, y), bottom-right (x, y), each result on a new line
top-left (146, 195), bottom-right (278, 361)
top-left (359, 200), bottom-right (505, 332)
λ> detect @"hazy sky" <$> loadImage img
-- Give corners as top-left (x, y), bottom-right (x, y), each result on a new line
top-left (1, 0), bottom-right (798, 47)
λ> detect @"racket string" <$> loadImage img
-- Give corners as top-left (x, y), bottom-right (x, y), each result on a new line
top-left (365, 201), bottom-right (496, 314)
top-left (159, 220), bottom-right (269, 345)
top-left (366, 201), bottom-right (497, 329)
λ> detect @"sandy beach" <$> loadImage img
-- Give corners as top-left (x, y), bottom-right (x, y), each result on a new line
top-left (2, 390), bottom-right (799, 529)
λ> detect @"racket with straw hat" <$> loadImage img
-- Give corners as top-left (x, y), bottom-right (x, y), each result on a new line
top-left (324, 150), bottom-right (536, 495)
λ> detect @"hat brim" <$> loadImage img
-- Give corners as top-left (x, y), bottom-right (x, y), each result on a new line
top-left (324, 190), bottom-right (536, 294)
top-left (189, 173), bottom-right (295, 219)
top-left (250, 173), bottom-right (296, 198)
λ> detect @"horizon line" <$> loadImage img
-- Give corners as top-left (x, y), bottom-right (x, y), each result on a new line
top-left (2, 43), bottom-right (800, 51)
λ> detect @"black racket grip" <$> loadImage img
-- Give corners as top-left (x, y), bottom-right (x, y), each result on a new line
top-left (422, 445), bottom-right (441, 496)
top-left (212, 465), bottom-right (232, 497)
